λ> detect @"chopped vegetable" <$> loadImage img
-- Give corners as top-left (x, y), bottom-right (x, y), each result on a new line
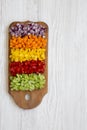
top-left (10, 35), bottom-right (47, 49)
top-left (9, 23), bottom-right (47, 37)
top-left (10, 74), bottom-right (46, 91)
top-left (10, 48), bottom-right (46, 62)
top-left (10, 60), bottom-right (45, 76)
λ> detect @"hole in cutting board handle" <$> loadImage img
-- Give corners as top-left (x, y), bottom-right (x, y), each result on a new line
top-left (25, 94), bottom-right (30, 101)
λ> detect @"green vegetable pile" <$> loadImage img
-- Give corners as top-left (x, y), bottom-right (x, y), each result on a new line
top-left (10, 74), bottom-right (46, 91)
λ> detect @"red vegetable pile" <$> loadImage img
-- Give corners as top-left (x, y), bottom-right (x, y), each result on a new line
top-left (10, 60), bottom-right (45, 76)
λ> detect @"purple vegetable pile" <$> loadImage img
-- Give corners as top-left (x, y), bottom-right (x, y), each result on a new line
top-left (9, 22), bottom-right (47, 37)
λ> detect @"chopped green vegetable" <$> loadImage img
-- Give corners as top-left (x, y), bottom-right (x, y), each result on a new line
top-left (10, 73), bottom-right (46, 91)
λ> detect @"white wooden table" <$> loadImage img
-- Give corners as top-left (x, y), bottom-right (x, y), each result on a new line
top-left (0, 0), bottom-right (87, 130)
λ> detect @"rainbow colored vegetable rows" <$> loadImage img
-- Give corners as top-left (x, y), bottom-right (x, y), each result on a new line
top-left (9, 22), bottom-right (47, 91)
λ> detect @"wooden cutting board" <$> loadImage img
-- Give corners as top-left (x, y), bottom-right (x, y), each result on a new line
top-left (8, 21), bottom-right (48, 109)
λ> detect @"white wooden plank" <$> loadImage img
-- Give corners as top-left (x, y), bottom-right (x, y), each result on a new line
top-left (38, 0), bottom-right (87, 130)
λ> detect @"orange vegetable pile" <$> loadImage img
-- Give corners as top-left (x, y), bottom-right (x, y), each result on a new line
top-left (10, 35), bottom-right (47, 49)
